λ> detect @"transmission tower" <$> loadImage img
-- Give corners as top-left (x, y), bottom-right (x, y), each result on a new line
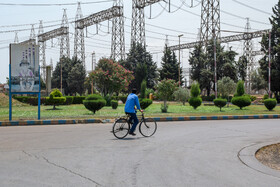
top-left (131, 0), bottom-right (146, 47)
top-left (38, 21), bottom-right (46, 81)
top-left (111, 0), bottom-right (125, 61)
top-left (30, 24), bottom-right (36, 45)
top-left (60, 9), bottom-right (70, 59)
top-left (200, 0), bottom-right (221, 48)
top-left (14, 32), bottom-right (19, 43)
top-left (74, 2), bottom-right (85, 66)
top-left (244, 18), bottom-right (254, 93)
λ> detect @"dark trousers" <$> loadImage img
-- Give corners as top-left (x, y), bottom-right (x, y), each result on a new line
top-left (126, 113), bottom-right (139, 133)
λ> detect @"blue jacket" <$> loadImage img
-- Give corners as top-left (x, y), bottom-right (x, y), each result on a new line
top-left (124, 93), bottom-right (141, 113)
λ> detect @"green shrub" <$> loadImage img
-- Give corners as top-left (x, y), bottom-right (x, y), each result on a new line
top-left (263, 94), bottom-right (269, 100)
top-left (83, 94), bottom-right (106, 114)
top-left (190, 82), bottom-right (201, 97)
top-left (188, 97), bottom-right (202, 109)
top-left (201, 94), bottom-right (216, 101)
top-left (214, 98), bottom-right (227, 111)
top-left (235, 80), bottom-right (245, 96)
top-left (119, 95), bottom-right (127, 104)
top-left (62, 96), bottom-right (74, 105)
top-left (140, 98), bottom-right (153, 109)
top-left (111, 96), bottom-right (118, 101)
top-left (46, 89), bottom-right (66, 109)
top-left (111, 100), bottom-right (118, 109)
top-left (140, 80), bottom-right (147, 99)
top-left (104, 95), bottom-right (112, 106)
top-left (231, 96), bottom-right (251, 109)
top-left (72, 96), bottom-right (86, 104)
top-left (264, 99), bottom-right (277, 111)
top-left (173, 87), bottom-right (190, 105)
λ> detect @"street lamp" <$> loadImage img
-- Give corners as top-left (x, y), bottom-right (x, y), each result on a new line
top-left (178, 34), bottom-right (183, 87)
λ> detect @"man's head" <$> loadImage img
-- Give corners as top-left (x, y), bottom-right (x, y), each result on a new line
top-left (132, 88), bottom-right (137, 94)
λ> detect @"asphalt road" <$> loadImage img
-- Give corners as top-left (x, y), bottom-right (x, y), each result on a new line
top-left (0, 119), bottom-right (280, 187)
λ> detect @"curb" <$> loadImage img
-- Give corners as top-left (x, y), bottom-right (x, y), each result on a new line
top-left (0, 114), bottom-right (280, 127)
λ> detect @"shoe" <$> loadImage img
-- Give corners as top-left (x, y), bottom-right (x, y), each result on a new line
top-left (129, 132), bottom-right (136, 136)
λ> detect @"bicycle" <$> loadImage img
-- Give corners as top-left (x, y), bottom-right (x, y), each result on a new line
top-left (112, 112), bottom-right (157, 139)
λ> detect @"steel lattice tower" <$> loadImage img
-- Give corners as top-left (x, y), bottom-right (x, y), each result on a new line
top-left (74, 2), bottom-right (85, 65)
top-left (244, 18), bottom-right (254, 93)
top-left (111, 0), bottom-right (125, 61)
top-left (60, 9), bottom-right (70, 59)
top-left (200, 0), bottom-right (220, 48)
top-left (30, 24), bottom-right (36, 45)
top-left (131, 0), bottom-right (146, 47)
top-left (38, 21), bottom-right (46, 81)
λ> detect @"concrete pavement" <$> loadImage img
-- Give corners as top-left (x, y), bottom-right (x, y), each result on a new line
top-left (0, 119), bottom-right (280, 186)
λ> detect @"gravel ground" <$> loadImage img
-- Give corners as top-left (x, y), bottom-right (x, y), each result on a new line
top-left (256, 143), bottom-right (280, 170)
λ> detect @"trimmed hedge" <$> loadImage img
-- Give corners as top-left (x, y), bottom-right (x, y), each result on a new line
top-left (231, 96), bottom-right (251, 110)
top-left (111, 100), bottom-right (118, 109)
top-left (46, 89), bottom-right (66, 109)
top-left (62, 96), bottom-right (74, 105)
top-left (140, 98), bottom-right (153, 109)
top-left (72, 96), bottom-right (86, 104)
top-left (264, 99), bottom-right (277, 111)
top-left (119, 95), bottom-right (127, 104)
top-left (83, 94), bottom-right (106, 114)
top-left (188, 97), bottom-right (202, 109)
top-left (201, 95), bottom-right (216, 102)
top-left (213, 98), bottom-right (227, 111)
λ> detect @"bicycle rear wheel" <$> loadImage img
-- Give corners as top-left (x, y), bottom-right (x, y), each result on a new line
top-left (112, 119), bottom-right (130, 139)
top-left (139, 118), bottom-right (157, 137)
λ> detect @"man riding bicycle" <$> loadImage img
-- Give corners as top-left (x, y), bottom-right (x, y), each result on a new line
top-left (124, 88), bottom-right (143, 136)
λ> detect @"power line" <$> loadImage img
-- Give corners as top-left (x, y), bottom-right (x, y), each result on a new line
top-left (0, 1), bottom-right (114, 6)
top-left (232, 0), bottom-right (271, 15)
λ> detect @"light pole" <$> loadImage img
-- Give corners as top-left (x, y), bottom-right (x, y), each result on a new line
top-left (178, 34), bottom-right (183, 87)
top-left (91, 51), bottom-right (96, 94)
top-left (268, 32), bottom-right (271, 98)
top-left (213, 29), bottom-right (217, 99)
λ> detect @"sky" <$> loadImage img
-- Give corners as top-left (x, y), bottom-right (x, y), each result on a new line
top-left (0, 0), bottom-right (278, 84)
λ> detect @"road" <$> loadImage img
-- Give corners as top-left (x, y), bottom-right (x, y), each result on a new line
top-left (0, 119), bottom-right (280, 187)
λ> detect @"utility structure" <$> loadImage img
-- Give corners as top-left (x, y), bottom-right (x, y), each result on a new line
top-left (74, 2), bottom-right (85, 65)
top-left (20, 24), bottom-right (36, 45)
top-left (200, 0), bottom-right (221, 48)
top-left (111, 0), bottom-right (125, 61)
top-left (14, 32), bottom-right (19, 43)
top-left (38, 21), bottom-right (46, 81)
top-left (244, 18), bottom-right (254, 93)
top-left (168, 29), bottom-right (270, 50)
top-left (74, 4), bottom-right (123, 66)
top-left (60, 9), bottom-right (70, 59)
top-left (131, 0), bottom-right (146, 46)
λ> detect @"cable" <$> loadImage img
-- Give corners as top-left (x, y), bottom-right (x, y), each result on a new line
top-left (145, 1), bottom-right (167, 19)
top-left (232, 0), bottom-right (271, 15)
top-left (0, 1), bottom-right (114, 6)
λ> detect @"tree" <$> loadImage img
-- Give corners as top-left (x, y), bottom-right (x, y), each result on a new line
top-left (67, 58), bottom-right (86, 95)
top-left (236, 56), bottom-right (248, 81)
top-left (156, 79), bottom-right (177, 112)
top-left (122, 42), bottom-right (158, 91)
top-left (218, 77), bottom-right (236, 106)
top-left (259, 1), bottom-right (280, 101)
top-left (52, 57), bottom-right (86, 95)
top-left (189, 43), bottom-right (238, 96)
top-left (251, 68), bottom-right (267, 93)
top-left (159, 45), bottom-right (183, 85)
top-left (235, 80), bottom-right (245, 96)
top-left (90, 58), bottom-right (134, 96)
top-left (189, 82), bottom-right (202, 109)
top-left (173, 87), bottom-right (189, 105)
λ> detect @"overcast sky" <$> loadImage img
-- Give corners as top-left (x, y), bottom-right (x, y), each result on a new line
top-left (0, 0), bottom-right (278, 84)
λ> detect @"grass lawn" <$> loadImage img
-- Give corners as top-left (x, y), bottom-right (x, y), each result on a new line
top-left (0, 102), bottom-right (279, 121)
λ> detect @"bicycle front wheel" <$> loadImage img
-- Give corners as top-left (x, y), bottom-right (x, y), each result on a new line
top-left (112, 119), bottom-right (130, 139)
top-left (139, 118), bottom-right (157, 137)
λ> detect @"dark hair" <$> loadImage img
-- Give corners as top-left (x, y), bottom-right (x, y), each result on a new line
top-left (132, 88), bottom-right (137, 94)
